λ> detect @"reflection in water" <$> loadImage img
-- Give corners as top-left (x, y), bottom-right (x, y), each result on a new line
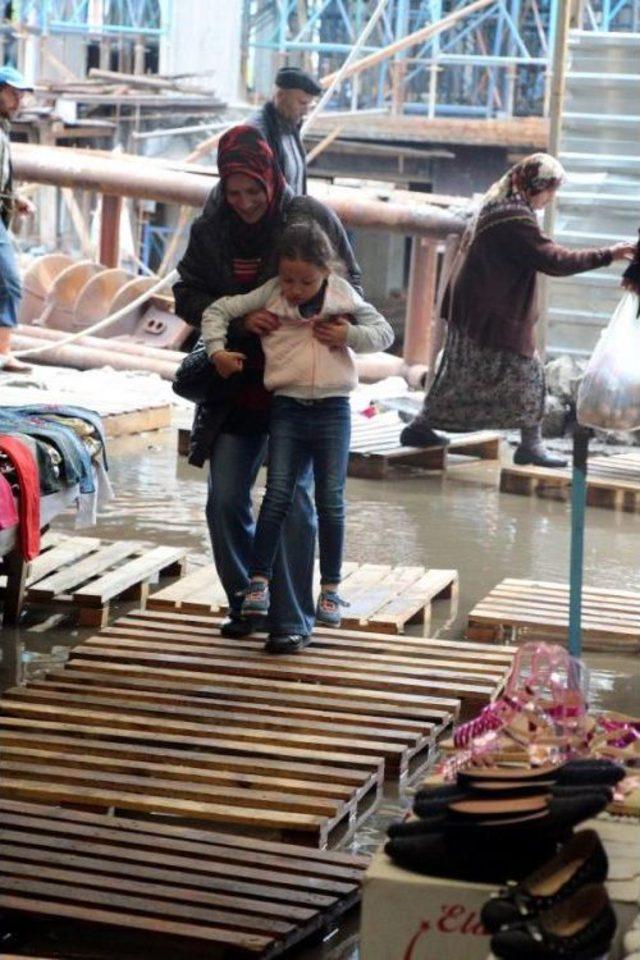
top-left (2, 425), bottom-right (639, 959)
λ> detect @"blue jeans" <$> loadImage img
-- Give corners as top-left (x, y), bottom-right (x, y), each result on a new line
top-left (251, 396), bottom-right (351, 586)
top-left (0, 220), bottom-right (21, 328)
top-left (206, 430), bottom-right (316, 636)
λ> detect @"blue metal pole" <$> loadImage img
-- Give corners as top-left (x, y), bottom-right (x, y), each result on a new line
top-left (568, 426), bottom-right (590, 658)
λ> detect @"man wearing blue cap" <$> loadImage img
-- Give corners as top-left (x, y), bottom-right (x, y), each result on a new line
top-left (249, 66), bottom-right (321, 196)
top-left (0, 65), bottom-right (36, 373)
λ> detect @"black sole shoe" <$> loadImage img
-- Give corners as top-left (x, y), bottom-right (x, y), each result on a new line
top-left (264, 634), bottom-right (312, 655)
top-left (490, 883), bottom-right (616, 959)
top-left (399, 424), bottom-right (450, 448)
top-left (481, 830), bottom-right (609, 933)
top-left (513, 446), bottom-right (568, 468)
top-left (220, 617), bottom-right (260, 639)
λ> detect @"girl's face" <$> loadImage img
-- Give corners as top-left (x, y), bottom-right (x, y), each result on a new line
top-left (279, 258), bottom-right (328, 306)
top-left (225, 173), bottom-right (269, 223)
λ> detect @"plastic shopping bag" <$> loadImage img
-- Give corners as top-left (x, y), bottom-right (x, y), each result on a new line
top-left (577, 291), bottom-right (640, 431)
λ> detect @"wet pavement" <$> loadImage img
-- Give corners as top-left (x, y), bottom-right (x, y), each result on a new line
top-left (1, 418), bottom-right (639, 959)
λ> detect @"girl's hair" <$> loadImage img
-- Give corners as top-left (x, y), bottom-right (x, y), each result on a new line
top-left (277, 219), bottom-right (342, 273)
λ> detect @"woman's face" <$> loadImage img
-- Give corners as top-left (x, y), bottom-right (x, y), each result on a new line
top-left (225, 173), bottom-right (269, 223)
top-left (529, 186), bottom-right (558, 210)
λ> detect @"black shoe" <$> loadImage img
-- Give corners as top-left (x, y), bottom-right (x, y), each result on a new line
top-left (264, 633), bottom-right (312, 655)
top-left (399, 423), bottom-right (449, 448)
top-left (220, 617), bottom-right (260, 639)
top-left (481, 830), bottom-right (608, 933)
top-left (490, 883), bottom-right (616, 959)
top-left (513, 446), bottom-right (568, 469)
top-left (387, 814), bottom-right (446, 839)
top-left (413, 783), bottom-right (614, 820)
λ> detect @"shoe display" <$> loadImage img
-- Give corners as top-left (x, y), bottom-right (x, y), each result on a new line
top-left (490, 883), bottom-right (616, 959)
top-left (481, 830), bottom-right (608, 933)
top-left (263, 633), bottom-right (312, 654)
top-left (315, 590), bottom-right (349, 627)
top-left (241, 579), bottom-right (270, 617)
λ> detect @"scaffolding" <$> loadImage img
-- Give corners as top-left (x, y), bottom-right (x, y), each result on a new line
top-left (243, 0), bottom-right (640, 118)
top-left (11, 1), bottom-right (169, 36)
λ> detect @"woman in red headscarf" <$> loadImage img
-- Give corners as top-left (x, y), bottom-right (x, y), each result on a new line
top-left (174, 125), bottom-right (362, 654)
top-left (400, 153), bottom-right (635, 467)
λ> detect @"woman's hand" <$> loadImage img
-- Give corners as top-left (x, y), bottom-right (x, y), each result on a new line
top-left (312, 316), bottom-right (349, 347)
top-left (212, 349), bottom-right (246, 378)
top-left (14, 197), bottom-right (36, 217)
top-left (243, 309), bottom-right (281, 336)
top-left (610, 241), bottom-right (637, 262)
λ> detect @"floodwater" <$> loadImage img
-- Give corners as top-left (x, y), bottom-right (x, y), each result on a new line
top-left (1, 418), bottom-right (639, 959)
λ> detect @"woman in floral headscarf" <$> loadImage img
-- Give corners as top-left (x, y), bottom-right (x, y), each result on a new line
top-left (174, 126), bottom-right (362, 654)
top-left (401, 153), bottom-right (635, 467)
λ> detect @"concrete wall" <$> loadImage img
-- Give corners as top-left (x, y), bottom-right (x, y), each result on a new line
top-left (160, 0), bottom-right (243, 105)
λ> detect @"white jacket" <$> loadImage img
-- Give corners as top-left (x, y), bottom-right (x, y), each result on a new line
top-left (201, 274), bottom-right (394, 400)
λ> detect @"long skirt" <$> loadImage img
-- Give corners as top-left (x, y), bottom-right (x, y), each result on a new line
top-left (414, 326), bottom-right (545, 431)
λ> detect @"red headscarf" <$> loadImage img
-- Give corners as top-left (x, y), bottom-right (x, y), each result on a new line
top-left (217, 125), bottom-right (285, 254)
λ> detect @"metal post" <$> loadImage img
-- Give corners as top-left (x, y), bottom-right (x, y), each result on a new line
top-left (404, 237), bottom-right (438, 366)
top-left (99, 194), bottom-right (123, 268)
top-left (568, 426), bottom-right (589, 658)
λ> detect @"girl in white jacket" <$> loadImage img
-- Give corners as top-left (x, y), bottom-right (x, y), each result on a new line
top-left (202, 219), bottom-right (394, 628)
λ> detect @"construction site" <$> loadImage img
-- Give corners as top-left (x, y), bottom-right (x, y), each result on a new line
top-left (0, 2), bottom-right (639, 960)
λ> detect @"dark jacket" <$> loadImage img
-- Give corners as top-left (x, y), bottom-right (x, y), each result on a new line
top-left (248, 101), bottom-right (306, 195)
top-left (448, 204), bottom-right (613, 358)
top-left (174, 185), bottom-right (362, 466)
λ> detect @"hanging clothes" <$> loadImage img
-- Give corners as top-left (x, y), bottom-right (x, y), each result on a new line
top-left (0, 435), bottom-right (40, 560)
top-left (13, 404), bottom-right (109, 469)
top-left (0, 471), bottom-right (18, 529)
top-left (0, 411), bottom-right (95, 494)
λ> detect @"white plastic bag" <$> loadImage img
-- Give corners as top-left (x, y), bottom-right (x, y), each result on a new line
top-left (577, 291), bottom-right (640, 431)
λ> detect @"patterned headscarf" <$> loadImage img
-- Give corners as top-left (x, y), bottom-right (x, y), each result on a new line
top-left (481, 152), bottom-right (565, 213)
top-left (217, 124), bottom-right (286, 256)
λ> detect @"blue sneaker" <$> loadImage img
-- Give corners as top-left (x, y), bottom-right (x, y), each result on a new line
top-left (316, 590), bottom-right (349, 627)
top-left (241, 580), bottom-right (270, 618)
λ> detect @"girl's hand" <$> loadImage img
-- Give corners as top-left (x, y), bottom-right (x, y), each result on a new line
top-left (244, 309), bottom-right (281, 336)
top-left (312, 317), bottom-right (349, 346)
top-left (611, 241), bottom-right (637, 262)
top-left (14, 197), bottom-right (36, 217)
top-left (212, 350), bottom-right (246, 378)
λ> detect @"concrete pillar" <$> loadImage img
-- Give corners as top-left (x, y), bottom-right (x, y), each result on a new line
top-left (160, 0), bottom-right (243, 104)
top-left (353, 228), bottom-right (406, 303)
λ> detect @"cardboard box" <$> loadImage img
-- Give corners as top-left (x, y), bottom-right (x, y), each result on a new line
top-left (359, 848), bottom-right (493, 960)
top-left (359, 817), bottom-right (640, 960)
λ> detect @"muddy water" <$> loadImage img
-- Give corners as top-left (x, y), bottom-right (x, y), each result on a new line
top-left (2, 422), bottom-right (639, 959)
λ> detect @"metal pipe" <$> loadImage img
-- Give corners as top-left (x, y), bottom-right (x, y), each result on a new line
top-left (404, 238), bottom-right (439, 366)
top-left (14, 324), bottom-right (186, 363)
top-left (10, 332), bottom-right (178, 379)
top-left (12, 143), bottom-right (465, 239)
top-left (99, 194), bottom-right (123, 268)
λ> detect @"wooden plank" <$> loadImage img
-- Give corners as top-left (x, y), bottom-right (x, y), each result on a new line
top-left (103, 405), bottom-right (171, 438)
top-left (73, 545), bottom-right (187, 606)
top-left (28, 540), bottom-right (140, 600)
top-left (146, 563), bottom-right (220, 611)
top-left (27, 536), bottom-right (102, 584)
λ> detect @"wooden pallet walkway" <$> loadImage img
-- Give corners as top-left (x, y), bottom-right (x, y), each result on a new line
top-left (147, 561), bottom-right (458, 635)
top-left (0, 533), bottom-right (187, 628)
top-left (466, 577), bottom-right (640, 652)
top-left (0, 799), bottom-right (368, 960)
top-left (348, 413), bottom-right (501, 479)
top-left (0, 609), bottom-right (515, 847)
top-left (500, 451), bottom-right (640, 512)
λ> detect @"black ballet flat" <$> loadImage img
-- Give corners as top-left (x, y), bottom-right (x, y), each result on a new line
top-left (481, 830), bottom-right (608, 933)
top-left (490, 883), bottom-right (616, 959)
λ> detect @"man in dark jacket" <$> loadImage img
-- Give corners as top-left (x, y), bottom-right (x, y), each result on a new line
top-left (248, 66), bottom-right (321, 196)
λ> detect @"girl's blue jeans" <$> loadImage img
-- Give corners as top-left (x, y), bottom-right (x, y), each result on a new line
top-left (251, 395), bottom-right (351, 586)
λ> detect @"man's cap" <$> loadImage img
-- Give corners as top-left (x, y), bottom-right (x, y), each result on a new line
top-left (0, 66), bottom-right (33, 91)
top-left (275, 66), bottom-right (321, 96)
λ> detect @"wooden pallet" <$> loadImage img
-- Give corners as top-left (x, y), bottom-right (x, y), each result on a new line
top-left (177, 419), bottom-right (501, 480)
top-left (0, 799), bottom-right (368, 960)
top-left (466, 577), bottom-right (640, 652)
top-left (0, 533), bottom-right (187, 628)
top-left (348, 413), bottom-right (501, 479)
top-left (148, 561), bottom-right (458, 635)
top-left (500, 451), bottom-right (640, 512)
top-left (0, 611), bottom-right (515, 846)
